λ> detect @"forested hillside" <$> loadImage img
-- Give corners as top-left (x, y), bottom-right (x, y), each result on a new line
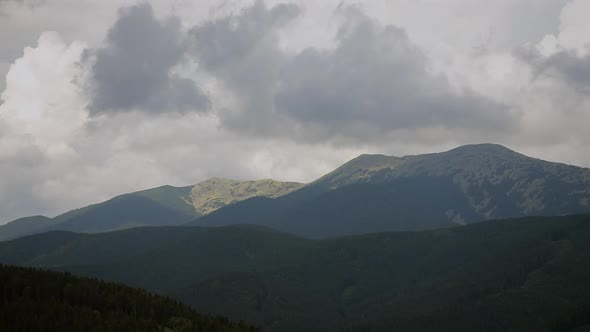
top-left (2, 215), bottom-right (590, 331)
top-left (0, 264), bottom-right (259, 332)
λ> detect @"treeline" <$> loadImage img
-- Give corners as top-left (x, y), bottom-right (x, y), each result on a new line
top-left (0, 264), bottom-right (259, 332)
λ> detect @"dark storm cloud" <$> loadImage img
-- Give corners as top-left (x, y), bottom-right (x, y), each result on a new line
top-left (275, 7), bottom-right (512, 139)
top-left (191, 0), bottom-right (299, 70)
top-left (88, 3), bottom-right (208, 114)
top-left (81, 0), bottom-right (515, 139)
top-left (188, 0), bottom-right (300, 133)
top-left (518, 47), bottom-right (590, 90)
top-left (541, 52), bottom-right (590, 90)
top-left (188, 3), bottom-right (513, 142)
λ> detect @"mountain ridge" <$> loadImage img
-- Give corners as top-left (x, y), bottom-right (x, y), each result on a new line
top-left (4, 143), bottom-right (590, 240)
top-left (190, 178), bottom-right (303, 214)
top-left (0, 177), bottom-right (303, 241)
top-left (194, 143), bottom-right (590, 237)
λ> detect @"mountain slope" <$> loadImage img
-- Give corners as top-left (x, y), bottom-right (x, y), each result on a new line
top-left (2, 214), bottom-right (590, 331)
top-left (0, 178), bottom-right (302, 241)
top-left (193, 144), bottom-right (590, 237)
top-left (190, 178), bottom-right (303, 214)
top-left (0, 185), bottom-right (197, 242)
top-left (54, 195), bottom-right (198, 233)
top-left (313, 143), bottom-right (590, 218)
top-left (0, 264), bottom-right (259, 332)
top-left (0, 216), bottom-right (58, 242)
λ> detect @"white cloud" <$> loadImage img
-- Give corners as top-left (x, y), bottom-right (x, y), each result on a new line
top-left (552, 0), bottom-right (590, 54)
top-left (1, 31), bottom-right (87, 149)
top-left (0, 31), bottom-right (87, 221)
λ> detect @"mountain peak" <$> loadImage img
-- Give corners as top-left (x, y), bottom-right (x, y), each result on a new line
top-left (337, 144), bottom-right (523, 174)
top-left (444, 143), bottom-right (523, 157)
top-left (346, 154), bottom-right (401, 168)
top-left (314, 143), bottom-right (545, 190)
top-left (191, 177), bottom-right (304, 215)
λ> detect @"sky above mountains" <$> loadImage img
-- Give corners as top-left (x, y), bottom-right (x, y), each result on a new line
top-left (1, 0), bottom-right (590, 223)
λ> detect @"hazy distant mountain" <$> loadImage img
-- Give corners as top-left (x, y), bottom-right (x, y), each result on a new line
top-left (2, 214), bottom-right (590, 331)
top-left (194, 144), bottom-right (590, 237)
top-left (0, 178), bottom-right (302, 241)
top-left (0, 185), bottom-right (195, 241)
top-left (0, 216), bottom-right (58, 242)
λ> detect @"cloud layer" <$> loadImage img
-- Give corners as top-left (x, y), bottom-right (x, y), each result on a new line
top-left (274, 7), bottom-right (513, 141)
top-left (1, 0), bottom-right (590, 223)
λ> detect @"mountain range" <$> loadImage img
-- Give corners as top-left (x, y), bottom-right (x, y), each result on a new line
top-left (4, 143), bottom-right (590, 241)
top-left (3, 143), bottom-right (590, 242)
top-left (193, 144), bottom-right (590, 237)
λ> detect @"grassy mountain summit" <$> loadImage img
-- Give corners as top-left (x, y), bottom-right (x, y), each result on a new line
top-left (196, 144), bottom-right (590, 237)
top-left (0, 178), bottom-right (302, 241)
top-left (2, 214), bottom-right (590, 331)
top-left (190, 178), bottom-right (303, 214)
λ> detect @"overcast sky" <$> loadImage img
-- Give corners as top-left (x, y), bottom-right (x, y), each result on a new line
top-left (1, 0), bottom-right (590, 223)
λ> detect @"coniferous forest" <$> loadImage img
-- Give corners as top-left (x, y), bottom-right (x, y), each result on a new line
top-left (0, 264), bottom-right (259, 332)
top-left (3, 214), bottom-right (590, 331)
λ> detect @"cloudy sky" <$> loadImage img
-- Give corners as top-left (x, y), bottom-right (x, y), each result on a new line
top-left (1, 0), bottom-right (590, 223)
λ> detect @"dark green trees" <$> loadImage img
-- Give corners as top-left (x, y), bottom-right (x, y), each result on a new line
top-left (0, 264), bottom-right (259, 332)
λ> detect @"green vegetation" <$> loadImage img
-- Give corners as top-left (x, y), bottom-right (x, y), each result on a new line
top-left (134, 185), bottom-right (197, 217)
top-left (190, 178), bottom-right (303, 214)
top-left (2, 214), bottom-right (590, 331)
top-left (0, 264), bottom-right (259, 332)
top-left (193, 144), bottom-right (590, 238)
